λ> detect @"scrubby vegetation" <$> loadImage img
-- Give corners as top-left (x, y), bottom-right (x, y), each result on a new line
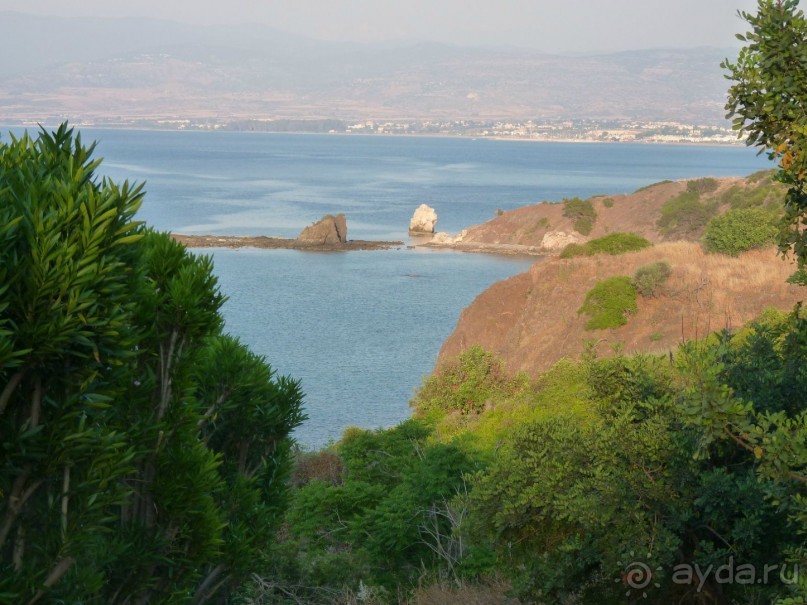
top-left (577, 276), bottom-right (638, 330)
top-left (719, 180), bottom-right (785, 210)
top-left (634, 179), bottom-right (673, 193)
top-left (412, 345), bottom-right (528, 415)
top-left (559, 232), bottom-right (651, 258)
top-left (562, 197), bottom-right (598, 235)
top-left (703, 207), bottom-right (779, 255)
top-left (632, 260), bottom-right (672, 296)
top-left (602, 196), bottom-right (615, 208)
top-left (686, 176), bottom-right (719, 194)
top-left (657, 190), bottom-right (718, 238)
top-left (253, 307), bottom-right (807, 604)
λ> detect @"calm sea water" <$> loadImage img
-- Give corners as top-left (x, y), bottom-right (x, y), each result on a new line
top-left (4, 128), bottom-right (772, 446)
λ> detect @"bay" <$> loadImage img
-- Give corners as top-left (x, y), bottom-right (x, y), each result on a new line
top-left (2, 128), bottom-right (772, 446)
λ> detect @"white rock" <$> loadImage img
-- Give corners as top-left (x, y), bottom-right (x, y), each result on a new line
top-left (409, 204), bottom-right (438, 234)
top-left (540, 231), bottom-right (585, 252)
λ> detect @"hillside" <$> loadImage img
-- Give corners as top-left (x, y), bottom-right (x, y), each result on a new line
top-left (438, 242), bottom-right (803, 375)
top-left (426, 172), bottom-right (785, 254)
top-left (0, 12), bottom-right (735, 124)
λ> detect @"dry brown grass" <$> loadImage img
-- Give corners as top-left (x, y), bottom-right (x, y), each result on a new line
top-left (439, 242), bottom-right (804, 375)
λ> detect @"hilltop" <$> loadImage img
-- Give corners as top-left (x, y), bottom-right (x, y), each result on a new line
top-left (425, 172), bottom-right (784, 254)
top-left (436, 172), bottom-right (804, 374)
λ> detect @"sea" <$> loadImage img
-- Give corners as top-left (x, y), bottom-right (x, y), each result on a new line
top-left (3, 128), bottom-right (773, 446)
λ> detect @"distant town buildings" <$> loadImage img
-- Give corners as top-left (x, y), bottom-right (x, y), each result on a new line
top-left (13, 116), bottom-right (743, 145)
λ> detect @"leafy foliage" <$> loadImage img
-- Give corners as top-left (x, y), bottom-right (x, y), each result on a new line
top-left (723, 0), bottom-right (807, 266)
top-left (562, 197), bottom-right (598, 235)
top-left (559, 232), bottom-right (651, 258)
top-left (0, 125), bottom-right (305, 603)
top-left (632, 260), bottom-right (672, 296)
top-left (411, 346), bottom-right (528, 416)
top-left (250, 421), bottom-right (484, 602)
top-left (703, 207), bottom-right (779, 255)
top-left (577, 276), bottom-right (638, 330)
top-left (720, 179), bottom-right (786, 210)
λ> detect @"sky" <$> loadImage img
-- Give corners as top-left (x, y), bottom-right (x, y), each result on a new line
top-left (0, 0), bottom-right (763, 53)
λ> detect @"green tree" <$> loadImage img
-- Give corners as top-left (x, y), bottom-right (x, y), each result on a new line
top-left (0, 125), bottom-right (305, 603)
top-left (0, 125), bottom-right (144, 602)
top-left (723, 0), bottom-right (807, 266)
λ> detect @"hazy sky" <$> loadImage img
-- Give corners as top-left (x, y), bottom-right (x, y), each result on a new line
top-left (0, 0), bottom-right (762, 53)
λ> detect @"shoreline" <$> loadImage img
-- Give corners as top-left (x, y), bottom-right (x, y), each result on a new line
top-left (0, 123), bottom-right (745, 149)
top-left (171, 233), bottom-right (403, 252)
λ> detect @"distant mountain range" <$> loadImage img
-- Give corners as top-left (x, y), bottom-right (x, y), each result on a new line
top-left (0, 11), bottom-right (737, 125)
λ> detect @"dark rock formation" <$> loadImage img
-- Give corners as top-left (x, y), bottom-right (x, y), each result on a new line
top-left (297, 213), bottom-right (348, 244)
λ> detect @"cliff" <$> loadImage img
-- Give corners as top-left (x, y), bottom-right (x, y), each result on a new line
top-left (439, 242), bottom-right (803, 375)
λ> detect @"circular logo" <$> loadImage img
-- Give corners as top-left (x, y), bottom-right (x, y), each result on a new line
top-left (624, 561), bottom-right (653, 590)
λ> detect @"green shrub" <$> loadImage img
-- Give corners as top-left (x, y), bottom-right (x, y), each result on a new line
top-left (562, 197), bottom-right (597, 235)
top-left (559, 243), bottom-right (585, 258)
top-left (602, 197), bottom-right (615, 208)
top-left (703, 208), bottom-right (779, 255)
top-left (747, 169), bottom-right (776, 183)
top-left (786, 268), bottom-right (807, 286)
top-left (657, 191), bottom-right (715, 237)
top-left (578, 276), bottom-right (638, 330)
top-left (686, 177), bottom-right (719, 195)
top-left (560, 232), bottom-right (651, 259)
top-left (720, 182), bottom-right (786, 210)
top-left (632, 261), bottom-right (672, 296)
top-left (412, 346), bottom-right (528, 415)
top-left (526, 216), bottom-right (551, 234)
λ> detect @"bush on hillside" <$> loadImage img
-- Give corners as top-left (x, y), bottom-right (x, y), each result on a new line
top-left (686, 177), bottom-right (719, 195)
top-left (577, 276), bottom-right (638, 330)
top-left (703, 207), bottom-right (779, 256)
top-left (719, 181), bottom-right (786, 210)
top-left (747, 169), bottom-right (776, 183)
top-left (602, 197), bottom-right (615, 208)
top-left (559, 232), bottom-right (651, 258)
top-left (412, 346), bottom-right (528, 415)
top-left (657, 191), bottom-right (716, 238)
top-left (562, 197), bottom-right (597, 235)
top-left (632, 260), bottom-right (672, 296)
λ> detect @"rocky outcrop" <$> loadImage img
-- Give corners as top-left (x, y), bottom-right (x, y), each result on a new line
top-left (540, 230), bottom-right (585, 252)
top-left (430, 230), bottom-right (468, 245)
top-left (409, 204), bottom-right (438, 234)
top-left (419, 176), bottom-right (784, 256)
top-left (298, 213), bottom-right (347, 244)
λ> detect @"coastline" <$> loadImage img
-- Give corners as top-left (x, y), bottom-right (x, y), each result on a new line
top-left (171, 233), bottom-right (403, 252)
top-left (0, 122), bottom-right (745, 149)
